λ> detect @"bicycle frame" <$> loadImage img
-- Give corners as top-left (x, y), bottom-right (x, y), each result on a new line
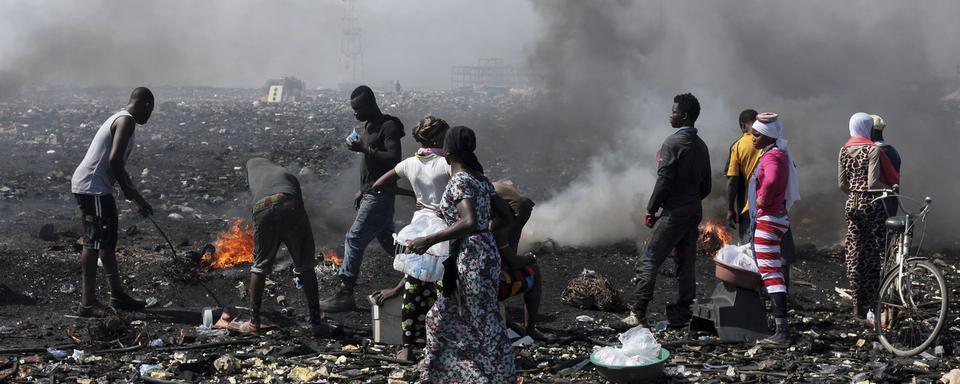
top-left (868, 185), bottom-right (931, 307)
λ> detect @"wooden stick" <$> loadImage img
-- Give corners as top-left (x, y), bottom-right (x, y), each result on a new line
top-left (739, 370), bottom-right (789, 378)
top-left (337, 351), bottom-right (416, 366)
top-left (0, 344), bottom-right (74, 355)
top-left (156, 339), bottom-right (257, 352)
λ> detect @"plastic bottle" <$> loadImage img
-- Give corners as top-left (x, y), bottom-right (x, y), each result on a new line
top-left (345, 128), bottom-right (359, 144)
top-left (293, 273), bottom-right (302, 290)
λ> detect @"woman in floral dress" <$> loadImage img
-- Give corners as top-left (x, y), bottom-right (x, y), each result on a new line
top-left (408, 126), bottom-right (516, 383)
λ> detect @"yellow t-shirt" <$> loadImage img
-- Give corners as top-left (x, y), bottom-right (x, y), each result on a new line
top-left (726, 133), bottom-right (762, 214)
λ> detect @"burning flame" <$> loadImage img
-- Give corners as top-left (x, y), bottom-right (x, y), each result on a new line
top-left (322, 248), bottom-right (343, 266)
top-left (698, 219), bottom-right (733, 257)
top-left (201, 218), bottom-right (254, 270)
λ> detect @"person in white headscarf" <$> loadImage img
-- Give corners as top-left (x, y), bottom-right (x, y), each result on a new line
top-left (748, 112), bottom-right (799, 348)
top-left (839, 112), bottom-right (899, 321)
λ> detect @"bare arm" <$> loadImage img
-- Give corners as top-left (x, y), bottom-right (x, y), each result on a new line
top-left (489, 194), bottom-right (515, 234)
top-left (726, 176), bottom-right (739, 228)
top-left (408, 198), bottom-right (479, 254)
top-left (372, 169), bottom-right (415, 197)
top-left (109, 117), bottom-right (152, 216)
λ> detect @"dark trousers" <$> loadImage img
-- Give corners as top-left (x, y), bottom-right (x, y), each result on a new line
top-left (633, 215), bottom-right (701, 323)
top-left (737, 212), bottom-right (751, 245)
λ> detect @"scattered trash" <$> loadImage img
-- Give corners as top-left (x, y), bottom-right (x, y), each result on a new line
top-left (138, 364), bottom-right (160, 376)
top-left (46, 348), bottom-right (68, 359)
top-left (288, 366), bottom-right (322, 382)
top-left (59, 281), bottom-right (75, 294)
top-left (512, 336), bottom-right (534, 348)
top-left (575, 315), bottom-right (594, 322)
top-left (834, 287), bottom-right (854, 300)
top-left (149, 338), bottom-right (164, 347)
top-left (558, 358), bottom-right (591, 376)
top-left (560, 269), bottom-right (623, 311)
top-left (653, 321), bottom-right (669, 332)
top-left (213, 355), bottom-right (240, 374)
top-left (144, 297), bottom-right (158, 308)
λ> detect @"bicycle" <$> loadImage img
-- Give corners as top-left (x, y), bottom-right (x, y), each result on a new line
top-left (867, 185), bottom-right (947, 357)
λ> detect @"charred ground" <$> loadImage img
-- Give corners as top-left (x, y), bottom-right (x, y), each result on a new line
top-left (0, 87), bottom-right (958, 383)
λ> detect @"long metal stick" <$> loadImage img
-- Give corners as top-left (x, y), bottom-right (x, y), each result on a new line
top-left (147, 216), bottom-right (224, 307)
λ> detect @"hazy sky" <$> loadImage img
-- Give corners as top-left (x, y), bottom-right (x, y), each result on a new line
top-left (0, 0), bottom-right (541, 89)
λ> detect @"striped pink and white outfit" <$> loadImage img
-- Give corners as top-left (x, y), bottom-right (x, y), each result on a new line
top-left (754, 214), bottom-right (789, 293)
top-left (748, 113), bottom-right (798, 296)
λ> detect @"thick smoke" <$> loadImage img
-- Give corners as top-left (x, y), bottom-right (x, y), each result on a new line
top-left (523, 0), bottom-right (960, 248)
top-left (0, 0), bottom-right (537, 90)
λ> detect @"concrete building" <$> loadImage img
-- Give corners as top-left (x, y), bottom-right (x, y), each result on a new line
top-left (263, 77), bottom-right (305, 103)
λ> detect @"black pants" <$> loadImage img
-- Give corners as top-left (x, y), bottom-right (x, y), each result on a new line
top-left (633, 214), bottom-right (700, 322)
top-left (737, 212), bottom-right (751, 245)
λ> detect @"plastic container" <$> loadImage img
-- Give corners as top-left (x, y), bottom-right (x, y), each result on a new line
top-left (714, 260), bottom-right (761, 289)
top-left (345, 129), bottom-right (359, 144)
top-left (590, 348), bottom-right (671, 383)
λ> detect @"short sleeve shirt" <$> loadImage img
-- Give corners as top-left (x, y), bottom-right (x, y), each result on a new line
top-left (395, 154), bottom-right (452, 210)
top-left (726, 133), bottom-right (762, 213)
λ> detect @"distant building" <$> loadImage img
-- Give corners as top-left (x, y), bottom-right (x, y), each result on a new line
top-left (451, 58), bottom-right (532, 89)
top-left (263, 77), bottom-right (305, 103)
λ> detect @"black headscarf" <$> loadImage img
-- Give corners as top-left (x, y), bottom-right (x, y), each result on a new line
top-left (443, 126), bottom-right (484, 174)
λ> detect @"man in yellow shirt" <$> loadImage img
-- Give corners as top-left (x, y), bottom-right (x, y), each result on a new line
top-left (725, 109), bottom-right (761, 242)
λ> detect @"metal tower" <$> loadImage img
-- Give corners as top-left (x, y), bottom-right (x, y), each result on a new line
top-left (340, 0), bottom-right (364, 84)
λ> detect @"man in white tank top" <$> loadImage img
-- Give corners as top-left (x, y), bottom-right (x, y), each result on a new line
top-left (70, 87), bottom-right (154, 318)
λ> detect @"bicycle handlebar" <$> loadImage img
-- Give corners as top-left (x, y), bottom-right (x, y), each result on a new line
top-left (865, 184), bottom-right (932, 217)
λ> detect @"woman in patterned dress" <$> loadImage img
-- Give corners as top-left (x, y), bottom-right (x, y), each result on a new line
top-left (408, 126), bottom-right (516, 383)
top-left (839, 113), bottom-right (900, 319)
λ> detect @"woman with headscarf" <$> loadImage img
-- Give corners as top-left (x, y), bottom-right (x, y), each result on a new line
top-left (839, 112), bottom-right (900, 320)
top-left (370, 115), bottom-right (451, 362)
top-left (748, 112), bottom-right (800, 347)
top-left (408, 126), bottom-right (516, 383)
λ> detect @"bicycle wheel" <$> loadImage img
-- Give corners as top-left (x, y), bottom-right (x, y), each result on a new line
top-left (875, 260), bottom-right (949, 356)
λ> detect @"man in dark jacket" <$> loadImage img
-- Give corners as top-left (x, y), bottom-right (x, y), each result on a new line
top-left (320, 85), bottom-right (405, 312)
top-left (618, 93), bottom-right (711, 330)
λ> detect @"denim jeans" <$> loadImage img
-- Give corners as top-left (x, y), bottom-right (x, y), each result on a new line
top-left (339, 191), bottom-right (396, 285)
top-left (633, 214), bottom-right (701, 320)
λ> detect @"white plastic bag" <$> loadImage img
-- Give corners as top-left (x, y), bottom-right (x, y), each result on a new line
top-left (593, 347), bottom-right (630, 366)
top-left (593, 326), bottom-right (662, 367)
top-left (618, 326), bottom-right (661, 364)
top-left (392, 210), bottom-right (450, 282)
top-left (714, 244), bottom-right (758, 273)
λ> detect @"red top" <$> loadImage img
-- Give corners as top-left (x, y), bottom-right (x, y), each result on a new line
top-left (756, 148), bottom-right (789, 217)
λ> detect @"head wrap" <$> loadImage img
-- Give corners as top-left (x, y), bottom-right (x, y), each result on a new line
top-left (848, 112), bottom-right (873, 138)
top-left (749, 112), bottom-right (801, 213)
top-left (413, 115), bottom-right (450, 144)
top-left (444, 126), bottom-right (484, 173)
top-left (870, 114), bottom-right (886, 132)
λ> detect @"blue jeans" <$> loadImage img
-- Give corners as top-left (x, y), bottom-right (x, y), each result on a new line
top-left (339, 191), bottom-right (396, 285)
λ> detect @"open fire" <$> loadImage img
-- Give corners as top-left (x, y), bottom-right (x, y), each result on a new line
top-left (698, 219), bottom-right (734, 258)
top-left (322, 248), bottom-right (343, 266)
top-left (200, 218), bottom-right (254, 270)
